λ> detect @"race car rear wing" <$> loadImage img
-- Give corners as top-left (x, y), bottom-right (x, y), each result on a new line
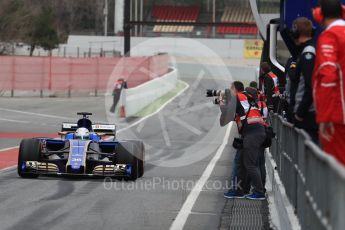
top-left (92, 124), bottom-right (116, 136)
top-left (61, 123), bottom-right (116, 136)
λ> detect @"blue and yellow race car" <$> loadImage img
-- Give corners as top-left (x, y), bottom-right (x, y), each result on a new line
top-left (17, 112), bottom-right (144, 180)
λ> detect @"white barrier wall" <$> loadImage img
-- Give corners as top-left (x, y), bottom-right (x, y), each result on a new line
top-left (122, 68), bottom-right (178, 117)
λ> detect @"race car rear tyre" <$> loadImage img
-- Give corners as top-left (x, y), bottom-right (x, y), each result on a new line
top-left (116, 141), bottom-right (139, 181)
top-left (128, 140), bottom-right (145, 178)
top-left (17, 139), bottom-right (41, 178)
top-left (137, 141), bottom-right (145, 178)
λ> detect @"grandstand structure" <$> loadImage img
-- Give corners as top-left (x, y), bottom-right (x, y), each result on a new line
top-left (217, 6), bottom-right (257, 35)
top-left (122, 0), bottom-right (279, 39)
top-left (152, 5), bottom-right (200, 33)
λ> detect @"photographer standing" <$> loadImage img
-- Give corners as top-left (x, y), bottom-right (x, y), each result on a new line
top-left (220, 81), bottom-right (266, 200)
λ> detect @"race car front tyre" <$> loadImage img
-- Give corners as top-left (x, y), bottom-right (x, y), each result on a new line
top-left (17, 139), bottom-right (41, 178)
top-left (116, 141), bottom-right (139, 181)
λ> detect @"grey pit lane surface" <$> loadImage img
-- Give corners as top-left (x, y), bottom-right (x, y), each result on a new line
top-left (0, 66), bottom-right (268, 230)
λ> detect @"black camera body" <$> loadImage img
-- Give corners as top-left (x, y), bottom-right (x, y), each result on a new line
top-left (206, 88), bottom-right (231, 105)
top-left (232, 137), bottom-right (244, 149)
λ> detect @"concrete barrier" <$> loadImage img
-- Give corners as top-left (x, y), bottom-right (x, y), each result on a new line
top-left (120, 67), bottom-right (178, 117)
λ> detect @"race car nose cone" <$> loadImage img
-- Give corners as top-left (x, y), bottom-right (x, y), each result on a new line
top-left (66, 165), bottom-right (85, 174)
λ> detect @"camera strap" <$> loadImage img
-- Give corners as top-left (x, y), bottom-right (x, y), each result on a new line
top-left (241, 104), bottom-right (252, 131)
top-left (260, 101), bottom-right (264, 116)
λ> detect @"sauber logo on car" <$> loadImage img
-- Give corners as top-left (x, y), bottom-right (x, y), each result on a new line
top-left (67, 140), bottom-right (90, 171)
top-left (62, 123), bottom-right (77, 129)
top-left (62, 123), bottom-right (116, 131)
top-left (71, 158), bottom-right (82, 162)
top-left (93, 124), bottom-right (116, 130)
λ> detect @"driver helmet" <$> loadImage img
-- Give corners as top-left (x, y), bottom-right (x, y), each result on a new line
top-left (75, 128), bottom-right (90, 140)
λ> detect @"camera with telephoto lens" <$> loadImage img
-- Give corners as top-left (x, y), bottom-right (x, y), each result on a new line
top-left (206, 89), bottom-right (231, 105)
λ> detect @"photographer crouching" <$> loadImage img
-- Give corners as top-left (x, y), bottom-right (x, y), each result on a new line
top-left (207, 81), bottom-right (267, 200)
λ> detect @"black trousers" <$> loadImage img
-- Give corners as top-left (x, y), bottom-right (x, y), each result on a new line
top-left (110, 92), bottom-right (121, 113)
top-left (239, 146), bottom-right (266, 193)
top-left (237, 124), bottom-right (266, 194)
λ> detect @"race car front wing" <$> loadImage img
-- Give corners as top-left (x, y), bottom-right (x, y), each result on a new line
top-left (20, 161), bottom-right (132, 177)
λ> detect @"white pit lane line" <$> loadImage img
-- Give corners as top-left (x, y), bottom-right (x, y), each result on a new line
top-left (0, 108), bottom-right (74, 120)
top-left (0, 117), bottom-right (59, 127)
top-left (0, 118), bottom-right (30, 124)
top-left (0, 147), bottom-right (21, 173)
top-left (0, 146), bottom-right (19, 152)
top-left (169, 122), bottom-right (232, 230)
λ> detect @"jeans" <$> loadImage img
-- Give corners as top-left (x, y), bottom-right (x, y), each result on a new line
top-left (231, 150), bottom-right (241, 191)
top-left (232, 147), bottom-right (266, 193)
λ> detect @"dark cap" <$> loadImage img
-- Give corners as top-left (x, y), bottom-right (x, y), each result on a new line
top-left (249, 81), bottom-right (258, 89)
top-left (232, 81), bottom-right (244, 92)
top-left (260, 62), bottom-right (271, 74)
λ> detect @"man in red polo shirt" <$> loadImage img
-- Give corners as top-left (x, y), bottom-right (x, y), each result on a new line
top-left (313, 0), bottom-right (345, 165)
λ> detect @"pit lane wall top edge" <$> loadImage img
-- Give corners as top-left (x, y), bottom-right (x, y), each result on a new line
top-left (117, 67), bottom-right (178, 118)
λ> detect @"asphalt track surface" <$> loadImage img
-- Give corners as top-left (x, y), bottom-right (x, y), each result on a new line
top-left (0, 65), bottom-right (265, 230)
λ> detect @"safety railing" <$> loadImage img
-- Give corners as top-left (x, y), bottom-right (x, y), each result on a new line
top-left (271, 114), bottom-right (345, 230)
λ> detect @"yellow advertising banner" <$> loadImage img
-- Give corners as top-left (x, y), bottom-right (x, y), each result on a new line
top-left (244, 40), bottom-right (263, 59)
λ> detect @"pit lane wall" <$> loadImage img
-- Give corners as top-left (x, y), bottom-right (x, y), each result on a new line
top-left (118, 67), bottom-right (178, 117)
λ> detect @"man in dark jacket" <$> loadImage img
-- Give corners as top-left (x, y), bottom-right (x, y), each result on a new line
top-left (284, 56), bottom-right (297, 122)
top-left (110, 78), bottom-right (127, 113)
top-left (291, 17), bottom-right (318, 142)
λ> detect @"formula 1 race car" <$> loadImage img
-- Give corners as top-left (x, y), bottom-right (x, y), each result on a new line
top-left (17, 112), bottom-right (144, 180)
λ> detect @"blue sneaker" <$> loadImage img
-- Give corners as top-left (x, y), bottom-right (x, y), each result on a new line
top-left (245, 192), bottom-right (266, 200)
top-left (224, 191), bottom-right (245, 199)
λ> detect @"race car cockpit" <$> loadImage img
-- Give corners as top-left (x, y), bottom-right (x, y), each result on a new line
top-left (60, 112), bottom-right (116, 141)
top-left (65, 127), bottom-right (101, 141)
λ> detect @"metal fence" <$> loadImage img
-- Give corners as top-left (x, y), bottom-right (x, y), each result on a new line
top-left (271, 114), bottom-right (345, 230)
top-left (0, 55), bottom-right (169, 97)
